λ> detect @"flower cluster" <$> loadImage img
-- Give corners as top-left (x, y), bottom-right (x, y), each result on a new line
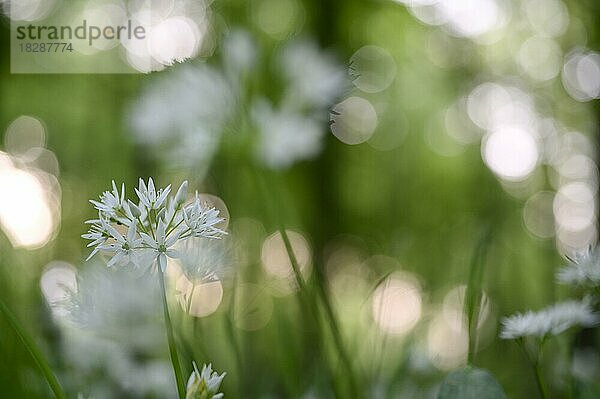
top-left (83, 178), bottom-right (226, 272)
top-left (500, 298), bottom-right (599, 340)
top-left (556, 246), bottom-right (600, 288)
top-left (186, 362), bottom-right (226, 399)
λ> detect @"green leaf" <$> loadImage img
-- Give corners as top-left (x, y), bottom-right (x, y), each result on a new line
top-left (464, 228), bottom-right (493, 364)
top-left (437, 367), bottom-right (507, 399)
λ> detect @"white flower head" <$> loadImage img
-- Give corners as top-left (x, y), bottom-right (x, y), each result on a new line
top-left (186, 362), bottom-right (226, 399)
top-left (556, 246), bottom-right (600, 287)
top-left (182, 193), bottom-right (226, 239)
top-left (83, 178), bottom-right (227, 273)
top-left (500, 298), bottom-right (599, 340)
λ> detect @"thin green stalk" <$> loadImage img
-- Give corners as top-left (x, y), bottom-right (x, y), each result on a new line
top-left (0, 298), bottom-right (67, 399)
top-left (158, 269), bottom-right (186, 399)
top-left (517, 338), bottom-right (549, 399)
top-left (465, 228), bottom-right (493, 364)
top-left (280, 228), bottom-right (359, 399)
top-left (532, 362), bottom-right (549, 399)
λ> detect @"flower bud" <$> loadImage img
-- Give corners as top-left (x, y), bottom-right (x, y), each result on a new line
top-left (127, 200), bottom-right (142, 218)
top-left (175, 180), bottom-right (189, 205)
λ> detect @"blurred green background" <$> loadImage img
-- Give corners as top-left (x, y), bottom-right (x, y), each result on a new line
top-left (0, 0), bottom-right (599, 398)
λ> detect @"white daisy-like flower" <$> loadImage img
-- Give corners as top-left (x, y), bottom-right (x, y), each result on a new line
top-left (500, 298), bottom-right (599, 340)
top-left (185, 362), bottom-right (226, 399)
top-left (83, 178), bottom-right (227, 273)
top-left (556, 246), bottom-right (600, 287)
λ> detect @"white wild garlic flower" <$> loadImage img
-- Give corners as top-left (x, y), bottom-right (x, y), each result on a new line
top-left (556, 246), bottom-right (600, 287)
top-left (83, 178), bottom-right (226, 272)
top-left (186, 362), bottom-right (226, 399)
top-left (500, 297), bottom-right (599, 339)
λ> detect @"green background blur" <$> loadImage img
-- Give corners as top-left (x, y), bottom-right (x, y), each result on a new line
top-left (1, 0), bottom-right (599, 398)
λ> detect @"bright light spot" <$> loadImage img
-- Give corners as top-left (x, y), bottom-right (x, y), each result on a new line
top-left (2, 0), bottom-right (57, 21)
top-left (80, 3), bottom-right (127, 51)
top-left (392, 0), bottom-right (438, 6)
top-left (122, 1), bottom-right (210, 72)
top-left (482, 126), bottom-right (539, 181)
top-left (442, 285), bottom-right (490, 332)
top-left (523, 0), bottom-right (569, 38)
top-left (261, 230), bottom-right (311, 296)
top-left (175, 273), bottom-right (223, 318)
top-left (40, 261), bottom-right (77, 318)
top-left (0, 156), bottom-right (59, 249)
top-left (233, 282), bottom-right (273, 331)
top-left (467, 83), bottom-right (536, 131)
top-left (427, 312), bottom-right (468, 370)
top-left (148, 16), bottom-right (202, 65)
top-left (129, 0), bottom-right (175, 17)
top-left (562, 51), bottom-right (600, 102)
top-left (437, 0), bottom-right (506, 40)
top-left (518, 36), bottom-right (562, 82)
top-left (523, 191), bottom-right (555, 239)
top-left (408, 3), bottom-right (448, 26)
top-left (557, 154), bottom-right (598, 189)
top-left (330, 97), bottom-right (378, 145)
top-left (20, 147), bottom-right (60, 177)
top-left (4, 115), bottom-right (46, 156)
top-left (467, 83), bottom-right (511, 130)
top-left (372, 273), bottom-right (422, 335)
top-left (554, 182), bottom-right (596, 232)
top-left (253, 0), bottom-right (303, 39)
top-left (350, 45), bottom-right (397, 93)
top-left (557, 224), bottom-right (597, 255)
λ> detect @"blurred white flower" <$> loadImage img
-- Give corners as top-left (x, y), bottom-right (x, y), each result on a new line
top-left (186, 362), bottom-right (226, 399)
top-left (128, 30), bottom-right (346, 171)
top-left (500, 298), bottom-right (599, 339)
top-left (128, 65), bottom-right (233, 171)
top-left (177, 236), bottom-right (232, 283)
top-left (63, 263), bottom-right (164, 350)
top-left (251, 100), bottom-right (323, 169)
top-left (83, 178), bottom-right (226, 272)
top-left (556, 246), bottom-right (600, 287)
top-left (278, 39), bottom-right (347, 109)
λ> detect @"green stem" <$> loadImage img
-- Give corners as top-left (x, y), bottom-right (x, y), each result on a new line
top-left (0, 298), bottom-right (67, 399)
top-left (533, 362), bottom-right (549, 399)
top-left (518, 338), bottom-right (549, 399)
top-left (280, 228), bottom-right (359, 399)
top-left (158, 269), bottom-right (186, 399)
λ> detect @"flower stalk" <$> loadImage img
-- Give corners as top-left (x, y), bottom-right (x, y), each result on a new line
top-left (158, 268), bottom-right (186, 399)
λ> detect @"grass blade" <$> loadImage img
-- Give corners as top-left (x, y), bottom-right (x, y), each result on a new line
top-left (464, 227), bottom-right (493, 365)
top-left (0, 297), bottom-right (67, 399)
